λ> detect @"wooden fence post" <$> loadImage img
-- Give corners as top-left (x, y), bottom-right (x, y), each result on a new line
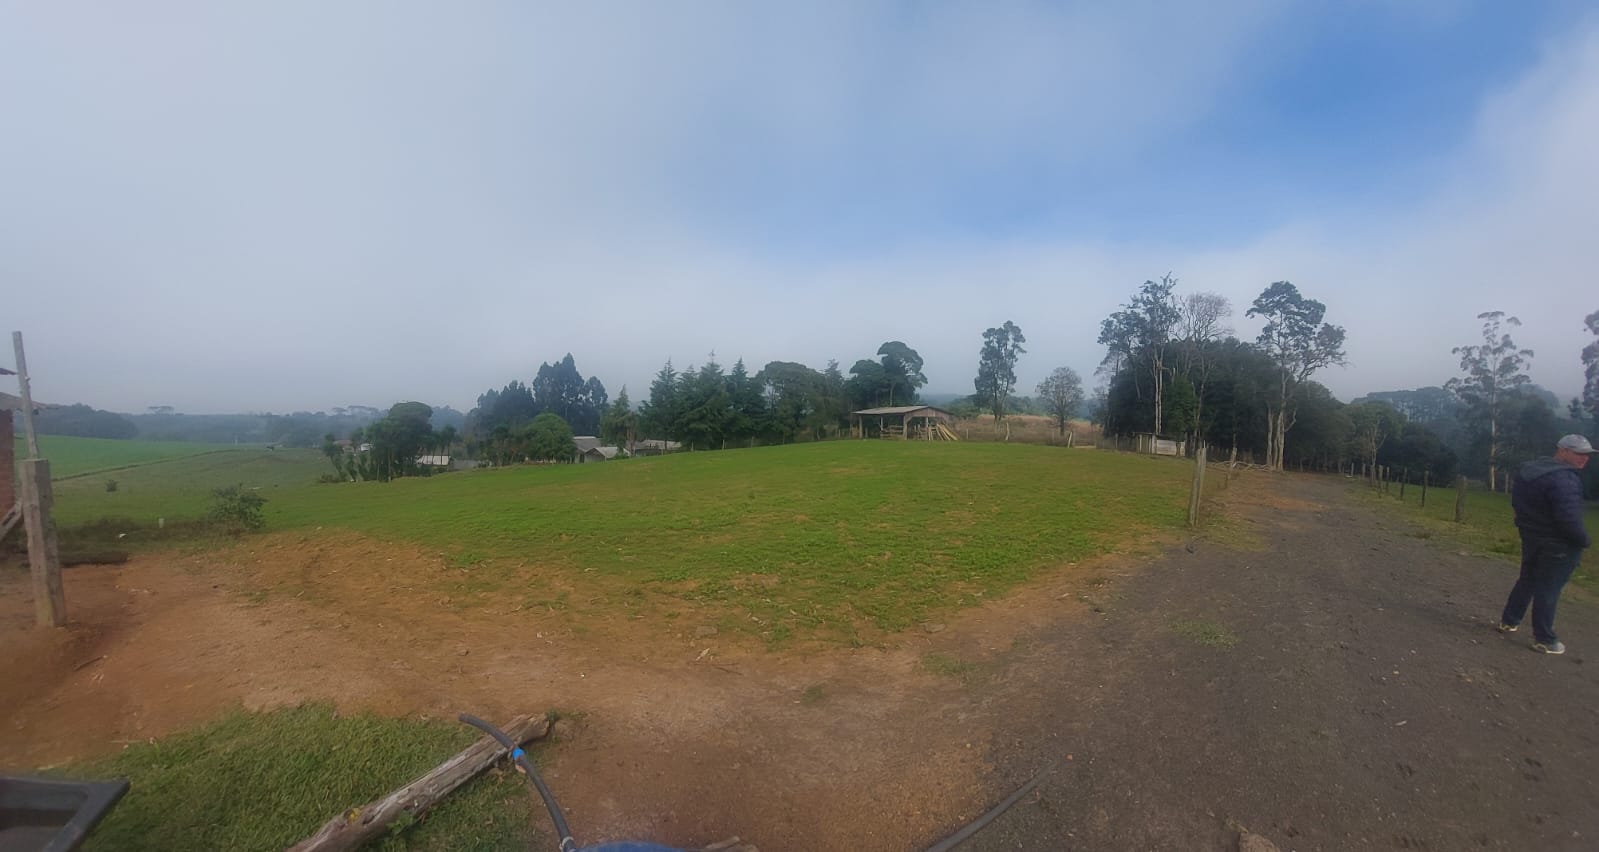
top-left (1188, 445), bottom-right (1207, 528)
top-left (1421, 470), bottom-right (1428, 508)
top-left (19, 459), bottom-right (65, 627)
top-left (1399, 468), bottom-right (1407, 501)
top-left (1454, 475), bottom-right (1467, 523)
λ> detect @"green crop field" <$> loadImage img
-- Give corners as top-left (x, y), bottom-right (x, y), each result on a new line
top-left (48, 446), bottom-right (328, 527)
top-left (14, 435), bottom-right (229, 479)
top-left (49, 440), bottom-right (1199, 644)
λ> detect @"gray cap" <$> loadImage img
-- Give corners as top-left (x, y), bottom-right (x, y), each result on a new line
top-left (1558, 434), bottom-right (1597, 454)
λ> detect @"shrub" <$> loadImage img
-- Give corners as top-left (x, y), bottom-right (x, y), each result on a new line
top-left (104, 479), bottom-right (118, 493)
top-left (209, 485), bottom-right (267, 532)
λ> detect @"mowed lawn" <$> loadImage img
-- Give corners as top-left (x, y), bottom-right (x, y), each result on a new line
top-left (50, 439), bottom-right (1196, 641)
top-left (15, 435), bottom-right (229, 479)
top-left (268, 441), bottom-right (1193, 640)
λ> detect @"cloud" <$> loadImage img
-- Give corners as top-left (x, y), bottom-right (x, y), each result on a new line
top-left (1202, 21), bottom-right (1599, 400)
top-left (1, 3), bottom-right (1593, 414)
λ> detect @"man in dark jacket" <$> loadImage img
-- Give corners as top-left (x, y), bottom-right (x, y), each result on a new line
top-left (1498, 434), bottom-right (1596, 654)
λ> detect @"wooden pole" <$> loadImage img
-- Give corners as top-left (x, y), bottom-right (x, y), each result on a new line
top-left (13, 332), bottom-right (41, 458)
top-left (1188, 444), bottom-right (1207, 528)
top-left (1421, 470), bottom-right (1428, 508)
top-left (1399, 468), bottom-right (1407, 501)
top-left (290, 715), bottom-right (551, 852)
top-left (1454, 475), bottom-right (1467, 523)
top-left (20, 459), bottom-right (65, 627)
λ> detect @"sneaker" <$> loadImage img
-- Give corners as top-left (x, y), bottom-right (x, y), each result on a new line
top-left (1496, 622), bottom-right (1518, 633)
top-left (1533, 641), bottom-right (1566, 655)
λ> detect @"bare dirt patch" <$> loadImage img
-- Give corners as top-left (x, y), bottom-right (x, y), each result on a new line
top-left (0, 525), bottom-right (1125, 851)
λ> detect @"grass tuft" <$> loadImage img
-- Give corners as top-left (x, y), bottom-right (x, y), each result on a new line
top-left (921, 652), bottom-right (985, 682)
top-left (1171, 619), bottom-right (1240, 648)
top-left (63, 705), bottom-right (542, 852)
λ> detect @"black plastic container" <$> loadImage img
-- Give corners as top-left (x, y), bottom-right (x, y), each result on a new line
top-left (0, 776), bottom-right (128, 852)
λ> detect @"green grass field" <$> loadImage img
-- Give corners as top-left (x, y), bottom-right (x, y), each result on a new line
top-left (49, 446), bottom-right (327, 527)
top-left (275, 442), bottom-right (1193, 640)
top-left (14, 435), bottom-right (230, 479)
top-left (35, 441), bottom-right (1205, 849)
top-left (48, 440), bottom-right (1197, 643)
top-left (67, 705), bottom-right (544, 852)
top-left (1357, 480), bottom-right (1599, 591)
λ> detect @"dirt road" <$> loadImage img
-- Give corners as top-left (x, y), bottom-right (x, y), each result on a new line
top-left (4, 472), bottom-right (1596, 850)
top-left (949, 474), bottom-right (1599, 851)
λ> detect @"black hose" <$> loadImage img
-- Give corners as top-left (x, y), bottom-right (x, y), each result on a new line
top-left (923, 762), bottom-right (1056, 852)
top-left (458, 712), bottom-right (576, 852)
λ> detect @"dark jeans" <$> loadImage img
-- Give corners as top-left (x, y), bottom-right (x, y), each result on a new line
top-left (1501, 533), bottom-right (1584, 644)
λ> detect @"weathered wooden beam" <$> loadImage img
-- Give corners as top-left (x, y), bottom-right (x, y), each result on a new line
top-left (19, 459), bottom-right (65, 627)
top-left (13, 332), bottom-right (43, 458)
top-left (287, 714), bottom-right (550, 852)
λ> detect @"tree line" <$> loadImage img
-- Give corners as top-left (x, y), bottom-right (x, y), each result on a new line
top-left (1094, 277), bottom-right (1596, 488)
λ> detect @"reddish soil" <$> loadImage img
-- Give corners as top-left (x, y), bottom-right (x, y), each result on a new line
top-left (4, 473), bottom-right (1597, 850)
top-left (0, 515), bottom-right (1121, 850)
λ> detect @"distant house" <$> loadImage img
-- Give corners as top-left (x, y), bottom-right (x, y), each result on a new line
top-left (572, 436), bottom-right (603, 454)
top-left (416, 454), bottom-right (451, 467)
top-left (579, 446), bottom-right (621, 463)
top-left (629, 439), bottom-right (682, 456)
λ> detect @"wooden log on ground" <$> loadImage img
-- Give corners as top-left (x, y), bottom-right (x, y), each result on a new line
top-left (288, 714), bottom-right (550, 852)
top-left (699, 838), bottom-right (759, 851)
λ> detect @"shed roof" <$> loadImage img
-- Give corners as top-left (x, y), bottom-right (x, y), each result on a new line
top-left (0, 391), bottom-right (59, 412)
top-left (853, 405), bottom-right (954, 416)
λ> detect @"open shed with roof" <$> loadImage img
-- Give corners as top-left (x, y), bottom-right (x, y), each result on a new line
top-left (851, 405), bottom-right (960, 440)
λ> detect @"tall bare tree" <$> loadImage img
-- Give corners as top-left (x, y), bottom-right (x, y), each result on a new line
top-left (1178, 292), bottom-right (1233, 344)
top-left (1175, 291), bottom-right (1233, 441)
top-left (1036, 366), bottom-right (1085, 436)
top-left (1099, 275), bottom-right (1181, 437)
top-left (1246, 282), bottom-right (1347, 470)
top-left (1446, 311), bottom-right (1533, 489)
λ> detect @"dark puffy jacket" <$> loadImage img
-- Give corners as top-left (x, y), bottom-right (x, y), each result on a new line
top-left (1511, 458), bottom-right (1591, 549)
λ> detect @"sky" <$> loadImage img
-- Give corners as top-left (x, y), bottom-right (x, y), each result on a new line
top-left (4, 1), bottom-right (1598, 415)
